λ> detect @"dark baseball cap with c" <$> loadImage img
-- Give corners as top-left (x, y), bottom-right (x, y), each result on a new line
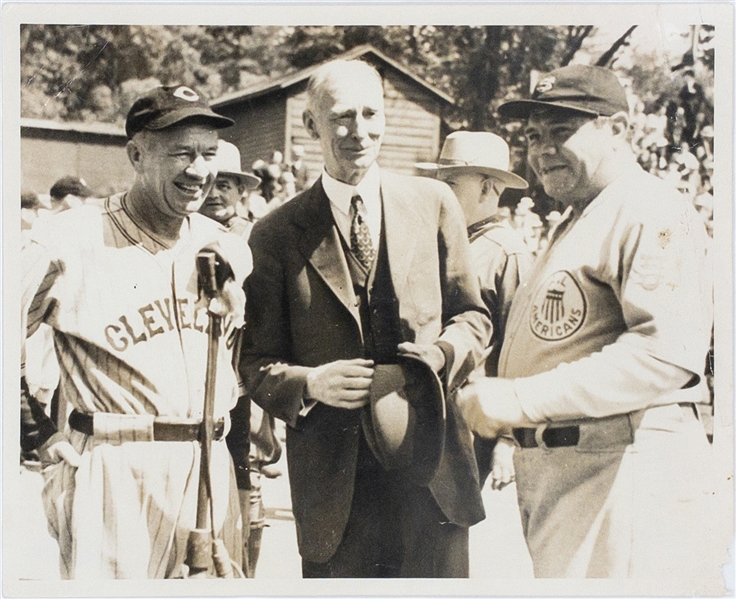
top-left (498, 65), bottom-right (629, 119)
top-left (125, 85), bottom-right (234, 139)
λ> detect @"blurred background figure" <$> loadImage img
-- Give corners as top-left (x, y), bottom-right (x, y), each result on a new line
top-left (199, 140), bottom-right (261, 239)
top-left (47, 176), bottom-right (95, 213)
top-left (288, 144), bottom-right (309, 193)
top-left (21, 190), bottom-right (41, 247)
top-left (416, 130), bottom-right (531, 493)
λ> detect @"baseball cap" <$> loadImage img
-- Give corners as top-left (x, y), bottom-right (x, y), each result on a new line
top-left (498, 65), bottom-right (629, 119)
top-left (125, 85), bottom-right (234, 139)
top-left (50, 176), bottom-right (95, 201)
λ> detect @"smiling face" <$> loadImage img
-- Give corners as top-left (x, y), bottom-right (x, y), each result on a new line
top-left (525, 109), bottom-right (615, 207)
top-left (304, 64), bottom-right (386, 185)
top-left (129, 122), bottom-right (219, 219)
top-left (200, 174), bottom-right (244, 224)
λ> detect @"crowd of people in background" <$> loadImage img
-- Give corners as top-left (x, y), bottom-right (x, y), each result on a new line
top-left (630, 69), bottom-right (714, 239)
top-left (246, 145), bottom-right (310, 219)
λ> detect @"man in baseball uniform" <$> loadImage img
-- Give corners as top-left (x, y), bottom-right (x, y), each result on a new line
top-left (457, 65), bottom-right (716, 579)
top-left (21, 85), bottom-right (251, 579)
top-left (416, 131), bottom-right (531, 490)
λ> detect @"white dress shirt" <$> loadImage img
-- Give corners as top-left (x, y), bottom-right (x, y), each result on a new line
top-left (321, 163), bottom-right (382, 249)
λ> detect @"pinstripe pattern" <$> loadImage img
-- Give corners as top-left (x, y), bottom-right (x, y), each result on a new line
top-left (27, 195), bottom-right (250, 578)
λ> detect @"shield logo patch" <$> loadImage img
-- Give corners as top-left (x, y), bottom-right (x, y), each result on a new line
top-left (530, 270), bottom-right (586, 341)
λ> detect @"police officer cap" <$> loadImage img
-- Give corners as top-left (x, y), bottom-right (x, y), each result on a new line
top-left (498, 65), bottom-right (629, 119)
top-left (125, 85), bottom-right (234, 139)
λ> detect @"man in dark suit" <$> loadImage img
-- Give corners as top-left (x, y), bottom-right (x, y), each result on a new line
top-left (240, 59), bottom-right (491, 578)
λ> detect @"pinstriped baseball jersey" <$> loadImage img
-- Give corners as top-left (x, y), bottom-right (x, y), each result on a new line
top-left (25, 194), bottom-right (251, 422)
top-left (22, 193), bottom-right (251, 578)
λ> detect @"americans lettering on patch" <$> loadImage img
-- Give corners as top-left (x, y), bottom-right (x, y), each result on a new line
top-left (530, 270), bottom-right (587, 341)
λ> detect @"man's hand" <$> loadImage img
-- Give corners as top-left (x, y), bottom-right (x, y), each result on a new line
top-left (397, 342), bottom-right (446, 374)
top-left (38, 433), bottom-right (81, 469)
top-left (197, 277), bottom-right (246, 338)
top-left (490, 436), bottom-right (516, 491)
top-left (305, 359), bottom-right (374, 409)
top-left (456, 377), bottom-right (533, 439)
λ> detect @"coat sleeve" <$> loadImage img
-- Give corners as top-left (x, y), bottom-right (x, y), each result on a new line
top-left (433, 186), bottom-right (493, 395)
top-left (239, 221), bottom-right (312, 428)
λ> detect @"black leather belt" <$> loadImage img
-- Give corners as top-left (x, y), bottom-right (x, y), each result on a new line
top-left (513, 425), bottom-right (580, 448)
top-left (69, 410), bottom-right (224, 442)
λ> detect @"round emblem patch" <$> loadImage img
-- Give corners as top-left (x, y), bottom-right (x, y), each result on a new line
top-left (530, 270), bottom-right (586, 341)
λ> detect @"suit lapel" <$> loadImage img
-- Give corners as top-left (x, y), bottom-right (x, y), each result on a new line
top-left (381, 172), bottom-right (418, 298)
top-left (295, 179), bottom-right (361, 329)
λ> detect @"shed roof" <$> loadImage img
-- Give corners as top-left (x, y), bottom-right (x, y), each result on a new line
top-left (21, 117), bottom-right (127, 139)
top-left (212, 44), bottom-right (454, 109)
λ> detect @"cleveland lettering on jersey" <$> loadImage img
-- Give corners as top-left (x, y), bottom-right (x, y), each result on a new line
top-left (104, 296), bottom-right (209, 351)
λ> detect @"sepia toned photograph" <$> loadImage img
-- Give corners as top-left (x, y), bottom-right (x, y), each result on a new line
top-left (3, 2), bottom-right (734, 597)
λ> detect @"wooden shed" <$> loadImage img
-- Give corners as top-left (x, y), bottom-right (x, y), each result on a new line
top-left (21, 118), bottom-right (131, 197)
top-left (212, 44), bottom-right (454, 186)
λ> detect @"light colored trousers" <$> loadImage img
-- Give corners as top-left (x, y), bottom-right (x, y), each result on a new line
top-left (42, 429), bottom-right (242, 579)
top-left (514, 403), bottom-right (720, 579)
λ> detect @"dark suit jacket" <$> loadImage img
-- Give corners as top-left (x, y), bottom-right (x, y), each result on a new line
top-left (240, 170), bottom-right (491, 563)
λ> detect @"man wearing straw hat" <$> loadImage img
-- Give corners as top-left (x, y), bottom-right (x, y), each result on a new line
top-left (199, 140), bottom-right (261, 240)
top-left (416, 131), bottom-right (531, 490)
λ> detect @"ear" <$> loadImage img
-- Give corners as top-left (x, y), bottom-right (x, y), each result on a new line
top-left (608, 111), bottom-right (629, 139)
top-left (481, 178), bottom-right (501, 200)
top-left (126, 138), bottom-right (144, 172)
top-left (303, 109), bottom-right (320, 140)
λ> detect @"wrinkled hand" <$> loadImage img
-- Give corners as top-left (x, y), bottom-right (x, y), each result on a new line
top-left (397, 342), bottom-right (445, 374)
top-left (490, 437), bottom-right (516, 491)
top-left (305, 359), bottom-right (374, 409)
top-left (38, 433), bottom-right (81, 469)
top-left (456, 377), bottom-right (532, 439)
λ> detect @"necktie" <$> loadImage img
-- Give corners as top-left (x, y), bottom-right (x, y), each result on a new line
top-left (350, 194), bottom-right (376, 269)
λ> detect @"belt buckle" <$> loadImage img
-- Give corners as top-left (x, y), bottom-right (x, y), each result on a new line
top-left (534, 424), bottom-right (548, 449)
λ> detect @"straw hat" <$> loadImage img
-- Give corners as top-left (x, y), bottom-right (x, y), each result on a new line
top-left (215, 140), bottom-right (261, 190)
top-left (415, 131), bottom-right (528, 189)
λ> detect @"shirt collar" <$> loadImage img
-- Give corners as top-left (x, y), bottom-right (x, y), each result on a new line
top-left (467, 214), bottom-right (504, 239)
top-left (321, 163), bottom-right (381, 216)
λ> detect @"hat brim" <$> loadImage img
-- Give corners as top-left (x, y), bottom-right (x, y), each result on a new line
top-left (145, 106), bottom-right (234, 132)
top-left (218, 170), bottom-right (262, 190)
top-left (362, 354), bottom-right (446, 485)
top-left (415, 163), bottom-right (528, 190)
top-left (498, 99), bottom-right (600, 119)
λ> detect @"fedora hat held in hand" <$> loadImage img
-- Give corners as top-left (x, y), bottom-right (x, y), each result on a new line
top-left (415, 131), bottom-right (528, 190)
top-left (361, 354), bottom-right (446, 486)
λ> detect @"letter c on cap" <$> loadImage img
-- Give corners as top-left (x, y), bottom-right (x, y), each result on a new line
top-left (535, 76), bottom-right (555, 94)
top-left (173, 86), bottom-right (199, 102)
